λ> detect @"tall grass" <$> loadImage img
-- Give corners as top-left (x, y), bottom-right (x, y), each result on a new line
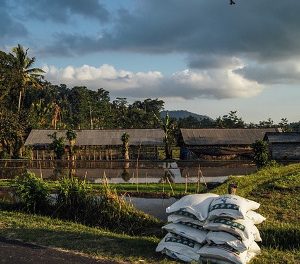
top-left (11, 172), bottom-right (161, 235)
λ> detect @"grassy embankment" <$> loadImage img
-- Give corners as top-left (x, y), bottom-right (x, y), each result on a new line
top-left (0, 179), bottom-right (210, 197)
top-left (0, 163), bottom-right (300, 263)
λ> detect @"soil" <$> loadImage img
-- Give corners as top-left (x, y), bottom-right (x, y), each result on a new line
top-left (0, 236), bottom-right (123, 264)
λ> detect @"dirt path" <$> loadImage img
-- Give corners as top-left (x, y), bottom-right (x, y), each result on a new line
top-left (0, 237), bottom-right (122, 264)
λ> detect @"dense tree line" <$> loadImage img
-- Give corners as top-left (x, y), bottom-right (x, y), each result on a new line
top-left (0, 45), bottom-right (299, 158)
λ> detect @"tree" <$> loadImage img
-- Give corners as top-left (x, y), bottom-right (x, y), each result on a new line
top-left (252, 140), bottom-right (270, 168)
top-left (10, 44), bottom-right (44, 112)
top-left (49, 132), bottom-right (65, 160)
top-left (156, 112), bottom-right (176, 160)
top-left (66, 129), bottom-right (77, 160)
top-left (278, 118), bottom-right (290, 132)
top-left (0, 51), bottom-right (20, 109)
top-left (258, 118), bottom-right (275, 128)
top-left (0, 110), bottom-right (26, 158)
top-left (121, 132), bottom-right (130, 160)
top-left (216, 110), bottom-right (245, 128)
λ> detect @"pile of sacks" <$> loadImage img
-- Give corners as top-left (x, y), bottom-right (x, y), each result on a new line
top-left (156, 193), bottom-right (265, 263)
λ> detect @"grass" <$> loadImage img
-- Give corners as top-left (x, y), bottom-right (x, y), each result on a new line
top-left (0, 179), bottom-right (211, 197)
top-left (0, 163), bottom-right (300, 263)
top-left (0, 210), bottom-right (175, 263)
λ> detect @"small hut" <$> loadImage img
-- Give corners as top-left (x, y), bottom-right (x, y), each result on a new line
top-left (180, 128), bottom-right (281, 160)
top-left (264, 132), bottom-right (300, 160)
top-left (24, 129), bottom-right (164, 160)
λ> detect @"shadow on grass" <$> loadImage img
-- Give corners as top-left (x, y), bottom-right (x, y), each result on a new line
top-left (0, 226), bottom-right (167, 262)
top-left (260, 226), bottom-right (300, 250)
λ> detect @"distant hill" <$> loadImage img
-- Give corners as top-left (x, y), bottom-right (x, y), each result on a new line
top-left (160, 110), bottom-right (212, 121)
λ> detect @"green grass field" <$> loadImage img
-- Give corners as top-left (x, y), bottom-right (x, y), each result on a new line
top-left (0, 163), bottom-right (300, 263)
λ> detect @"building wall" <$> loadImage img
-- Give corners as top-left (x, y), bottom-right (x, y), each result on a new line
top-left (181, 145), bottom-right (253, 160)
top-left (28, 145), bottom-right (159, 160)
top-left (270, 143), bottom-right (300, 160)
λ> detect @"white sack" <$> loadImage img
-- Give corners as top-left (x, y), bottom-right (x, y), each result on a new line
top-left (167, 214), bottom-right (205, 226)
top-left (203, 218), bottom-right (262, 242)
top-left (206, 231), bottom-right (261, 254)
top-left (198, 244), bottom-right (259, 264)
top-left (208, 195), bottom-right (260, 220)
top-left (166, 193), bottom-right (219, 221)
top-left (156, 233), bottom-right (202, 262)
top-left (162, 222), bottom-right (207, 244)
top-left (246, 210), bottom-right (266, 225)
top-left (206, 231), bottom-right (250, 252)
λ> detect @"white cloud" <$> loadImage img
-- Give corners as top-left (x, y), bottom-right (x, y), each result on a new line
top-left (43, 62), bottom-right (263, 100)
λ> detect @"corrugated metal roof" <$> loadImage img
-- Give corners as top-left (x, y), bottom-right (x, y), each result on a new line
top-left (181, 128), bottom-right (281, 146)
top-left (25, 129), bottom-right (165, 146)
top-left (265, 132), bottom-right (300, 143)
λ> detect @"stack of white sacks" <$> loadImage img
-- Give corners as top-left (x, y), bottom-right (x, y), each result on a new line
top-left (156, 193), bottom-right (265, 263)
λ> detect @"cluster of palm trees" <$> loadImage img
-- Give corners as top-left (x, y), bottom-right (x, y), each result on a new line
top-left (10, 44), bottom-right (45, 112)
top-left (0, 44), bottom-right (45, 157)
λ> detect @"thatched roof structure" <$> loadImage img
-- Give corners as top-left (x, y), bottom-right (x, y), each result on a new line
top-left (181, 128), bottom-right (281, 146)
top-left (264, 132), bottom-right (300, 143)
top-left (25, 129), bottom-right (164, 147)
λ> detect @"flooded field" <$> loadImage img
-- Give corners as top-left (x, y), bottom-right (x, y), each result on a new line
top-left (0, 160), bottom-right (257, 184)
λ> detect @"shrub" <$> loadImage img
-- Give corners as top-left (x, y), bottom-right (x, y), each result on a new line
top-left (89, 185), bottom-right (161, 235)
top-left (252, 140), bottom-right (270, 168)
top-left (54, 177), bottom-right (161, 235)
top-left (49, 132), bottom-right (65, 159)
top-left (55, 176), bottom-right (90, 222)
top-left (14, 171), bottom-right (50, 214)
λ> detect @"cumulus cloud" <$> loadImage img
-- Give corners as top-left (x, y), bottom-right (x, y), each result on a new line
top-left (39, 0), bottom-right (300, 86)
top-left (43, 63), bottom-right (263, 100)
top-left (19, 0), bottom-right (109, 23)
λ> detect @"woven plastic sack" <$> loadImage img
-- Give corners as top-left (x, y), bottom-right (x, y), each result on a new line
top-left (166, 193), bottom-right (219, 221)
top-left (162, 222), bottom-right (208, 244)
top-left (246, 210), bottom-right (266, 225)
top-left (203, 218), bottom-right (262, 242)
top-left (167, 213), bottom-right (205, 226)
top-left (198, 243), bottom-right (259, 264)
top-left (206, 231), bottom-right (250, 252)
top-left (206, 231), bottom-right (261, 254)
top-left (156, 233), bottom-right (203, 262)
top-left (208, 195), bottom-right (260, 220)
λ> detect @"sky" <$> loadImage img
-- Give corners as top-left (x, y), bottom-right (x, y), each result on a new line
top-left (1, 0), bottom-right (300, 123)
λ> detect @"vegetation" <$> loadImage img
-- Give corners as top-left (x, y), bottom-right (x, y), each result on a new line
top-left (4, 172), bottom-right (161, 236)
top-left (66, 129), bottom-right (77, 160)
top-left (212, 163), bottom-right (300, 262)
top-left (1, 44), bottom-right (299, 159)
top-left (14, 171), bottom-right (49, 214)
top-left (252, 140), bottom-right (271, 168)
top-left (49, 132), bottom-right (65, 159)
top-left (121, 132), bottom-right (130, 160)
top-left (0, 163), bottom-right (300, 263)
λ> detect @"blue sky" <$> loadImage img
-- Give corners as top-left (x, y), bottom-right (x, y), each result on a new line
top-left (1, 0), bottom-right (300, 123)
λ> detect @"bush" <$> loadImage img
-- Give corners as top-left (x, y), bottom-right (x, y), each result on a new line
top-left (14, 172), bottom-right (50, 214)
top-left (55, 176), bottom-right (90, 222)
top-left (252, 140), bottom-right (270, 168)
top-left (54, 177), bottom-right (161, 235)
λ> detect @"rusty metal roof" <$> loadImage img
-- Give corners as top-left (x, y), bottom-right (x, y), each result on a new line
top-left (265, 132), bottom-right (300, 143)
top-left (181, 128), bottom-right (281, 146)
top-left (25, 129), bottom-right (165, 146)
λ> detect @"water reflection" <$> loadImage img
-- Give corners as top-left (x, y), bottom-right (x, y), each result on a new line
top-left (0, 160), bottom-right (257, 184)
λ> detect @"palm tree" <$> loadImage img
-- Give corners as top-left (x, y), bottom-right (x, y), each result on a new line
top-left (10, 44), bottom-right (44, 112)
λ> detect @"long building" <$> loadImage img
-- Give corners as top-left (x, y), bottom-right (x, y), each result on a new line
top-left (264, 132), bottom-right (300, 160)
top-left (180, 128), bottom-right (281, 160)
top-left (25, 129), bottom-right (164, 160)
